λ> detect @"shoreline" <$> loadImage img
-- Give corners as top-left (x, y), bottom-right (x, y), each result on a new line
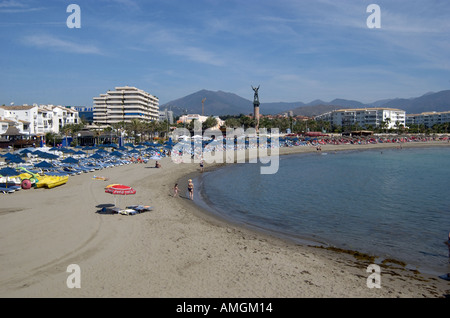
top-left (174, 141), bottom-right (450, 293)
top-left (0, 141), bottom-right (449, 297)
top-left (189, 142), bottom-right (450, 276)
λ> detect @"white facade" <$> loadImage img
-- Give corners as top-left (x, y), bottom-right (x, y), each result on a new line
top-left (0, 118), bottom-right (27, 135)
top-left (178, 114), bottom-right (224, 129)
top-left (0, 104), bottom-right (80, 136)
top-left (159, 109), bottom-right (174, 124)
top-left (315, 108), bottom-right (406, 129)
top-left (93, 86), bottom-right (159, 124)
top-left (406, 111), bottom-right (450, 128)
top-left (0, 105), bottom-right (37, 135)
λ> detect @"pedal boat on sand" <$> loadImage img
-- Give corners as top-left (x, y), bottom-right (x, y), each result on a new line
top-left (34, 174), bottom-right (69, 189)
top-left (16, 167), bottom-right (69, 189)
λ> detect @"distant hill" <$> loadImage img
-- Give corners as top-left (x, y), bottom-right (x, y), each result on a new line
top-left (378, 90), bottom-right (450, 114)
top-left (161, 89), bottom-right (253, 117)
top-left (160, 89), bottom-right (296, 116)
top-left (288, 98), bottom-right (365, 117)
top-left (160, 89), bottom-right (450, 117)
top-left (289, 104), bottom-right (350, 117)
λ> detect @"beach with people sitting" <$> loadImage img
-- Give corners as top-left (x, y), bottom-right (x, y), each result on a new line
top-left (0, 138), bottom-right (449, 298)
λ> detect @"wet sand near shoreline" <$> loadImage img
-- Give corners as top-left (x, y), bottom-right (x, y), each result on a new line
top-left (0, 141), bottom-right (449, 298)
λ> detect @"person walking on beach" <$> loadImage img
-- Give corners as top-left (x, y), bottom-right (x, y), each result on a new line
top-left (200, 159), bottom-right (204, 172)
top-left (188, 179), bottom-right (194, 200)
top-left (173, 183), bottom-right (179, 198)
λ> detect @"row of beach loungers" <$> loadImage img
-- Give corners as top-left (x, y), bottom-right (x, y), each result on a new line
top-left (0, 146), bottom-right (167, 194)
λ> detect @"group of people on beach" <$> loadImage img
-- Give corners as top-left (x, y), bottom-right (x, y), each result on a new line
top-left (172, 160), bottom-right (204, 200)
top-left (172, 179), bottom-right (194, 200)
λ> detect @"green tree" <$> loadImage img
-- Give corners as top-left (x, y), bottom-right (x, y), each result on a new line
top-left (202, 117), bottom-right (218, 130)
top-left (224, 117), bottom-right (241, 128)
top-left (45, 132), bottom-right (62, 147)
top-left (239, 116), bottom-right (254, 129)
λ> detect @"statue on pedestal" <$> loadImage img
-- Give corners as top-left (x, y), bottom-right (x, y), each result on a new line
top-left (252, 85), bottom-right (260, 132)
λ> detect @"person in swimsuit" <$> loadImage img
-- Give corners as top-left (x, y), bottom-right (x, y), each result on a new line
top-left (173, 183), bottom-right (179, 197)
top-left (188, 179), bottom-right (194, 200)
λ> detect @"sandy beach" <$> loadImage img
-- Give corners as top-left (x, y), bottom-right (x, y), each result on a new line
top-left (0, 141), bottom-right (449, 298)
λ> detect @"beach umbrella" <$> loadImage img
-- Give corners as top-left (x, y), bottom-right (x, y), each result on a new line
top-left (61, 157), bottom-right (79, 164)
top-left (105, 184), bottom-right (136, 208)
top-left (89, 153), bottom-right (104, 160)
top-left (5, 155), bottom-right (25, 164)
top-left (0, 167), bottom-right (19, 188)
top-left (41, 152), bottom-right (59, 160)
top-left (1, 153), bottom-right (17, 158)
top-left (109, 151), bottom-right (124, 157)
top-left (34, 161), bottom-right (54, 169)
top-left (0, 167), bottom-right (19, 176)
top-left (60, 147), bottom-right (75, 154)
top-left (32, 150), bottom-right (51, 158)
top-left (17, 148), bottom-right (33, 156)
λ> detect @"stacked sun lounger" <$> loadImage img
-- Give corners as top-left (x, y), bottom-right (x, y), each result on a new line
top-left (99, 205), bottom-right (152, 215)
top-left (120, 205), bottom-right (153, 215)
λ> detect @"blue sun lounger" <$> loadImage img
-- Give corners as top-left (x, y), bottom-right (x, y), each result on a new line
top-left (126, 205), bottom-right (153, 214)
top-left (0, 187), bottom-right (15, 194)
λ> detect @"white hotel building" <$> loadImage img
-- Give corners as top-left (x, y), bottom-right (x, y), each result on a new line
top-left (406, 111), bottom-right (450, 128)
top-left (93, 86), bottom-right (159, 125)
top-left (315, 108), bottom-right (406, 130)
top-left (0, 104), bottom-right (80, 136)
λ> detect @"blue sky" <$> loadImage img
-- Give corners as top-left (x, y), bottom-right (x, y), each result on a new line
top-left (1, 0), bottom-right (450, 108)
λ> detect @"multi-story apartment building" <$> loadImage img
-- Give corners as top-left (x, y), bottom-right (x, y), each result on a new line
top-left (93, 86), bottom-right (159, 125)
top-left (0, 105), bottom-right (37, 135)
top-left (315, 108), bottom-right (406, 130)
top-left (159, 109), bottom-right (174, 124)
top-left (406, 111), bottom-right (450, 128)
top-left (35, 105), bottom-right (80, 135)
top-left (68, 106), bottom-right (94, 124)
top-left (0, 104), bottom-right (80, 136)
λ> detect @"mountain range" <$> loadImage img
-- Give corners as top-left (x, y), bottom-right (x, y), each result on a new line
top-left (160, 89), bottom-right (450, 117)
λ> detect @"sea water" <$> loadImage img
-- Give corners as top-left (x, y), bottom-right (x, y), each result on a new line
top-left (196, 147), bottom-right (450, 275)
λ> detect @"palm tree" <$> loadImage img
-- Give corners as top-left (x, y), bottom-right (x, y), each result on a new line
top-left (125, 119), bottom-right (144, 144)
top-left (202, 117), bottom-right (218, 130)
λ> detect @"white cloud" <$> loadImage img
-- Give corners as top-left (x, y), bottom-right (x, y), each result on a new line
top-left (0, 0), bottom-right (44, 12)
top-left (22, 34), bottom-right (103, 55)
top-left (0, 0), bottom-right (25, 8)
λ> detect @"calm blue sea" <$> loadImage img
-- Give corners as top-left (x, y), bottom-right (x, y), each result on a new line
top-left (195, 147), bottom-right (450, 275)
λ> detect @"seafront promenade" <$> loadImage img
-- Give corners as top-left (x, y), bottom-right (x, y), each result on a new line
top-left (0, 140), bottom-right (449, 298)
